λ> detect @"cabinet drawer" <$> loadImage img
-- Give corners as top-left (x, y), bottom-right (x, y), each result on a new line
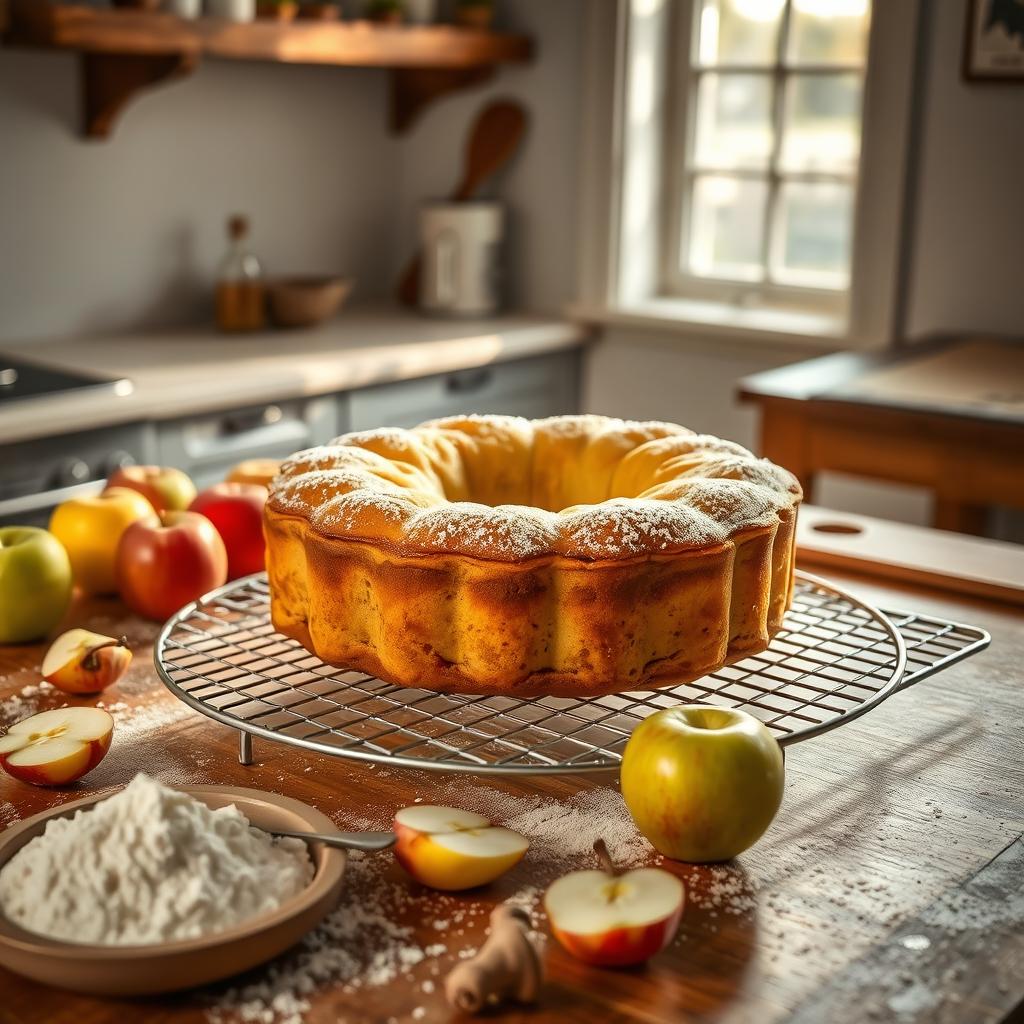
top-left (347, 353), bottom-right (579, 432)
top-left (155, 397), bottom-right (337, 490)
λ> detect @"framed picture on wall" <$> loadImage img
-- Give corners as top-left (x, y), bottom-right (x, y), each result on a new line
top-left (965, 0), bottom-right (1024, 80)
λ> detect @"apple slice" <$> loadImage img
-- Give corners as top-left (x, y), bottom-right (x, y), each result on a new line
top-left (545, 840), bottom-right (685, 966)
top-left (0, 707), bottom-right (114, 786)
top-left (42, 629), bottom-right (132, 695)
top-left (393, 805), bottom-right (529, 891)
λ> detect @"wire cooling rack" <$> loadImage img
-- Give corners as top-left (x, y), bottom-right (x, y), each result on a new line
top-left (155, 572), bottom-right (990, 775)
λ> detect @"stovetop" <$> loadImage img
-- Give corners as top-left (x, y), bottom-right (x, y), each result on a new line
top-left (0, 357), bottom-right (130, 404)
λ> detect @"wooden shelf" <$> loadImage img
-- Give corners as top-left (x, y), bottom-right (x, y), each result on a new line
top-left (3, 2), bottom-right (533, 138)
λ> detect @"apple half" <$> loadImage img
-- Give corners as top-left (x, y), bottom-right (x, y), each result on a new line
top-left (545, 861), bottom-right (685, 967)
top-left (0, 707), bottom-right (114, 786)
top-left (42, 629), bottom-right (132, 695)
top-left (393, 806), bottom-right (529, 891)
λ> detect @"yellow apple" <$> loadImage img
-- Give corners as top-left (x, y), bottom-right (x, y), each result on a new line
top-left (393, 806), bottom-right (529, 891)
top-left (0, 707), bottom-right (113, 786)
top-left (49, 487), bottom-right (157, 595)
top-left (620, 705), bottom-right (784, 862)
top-left (42, 628), bottom-right (132, 695)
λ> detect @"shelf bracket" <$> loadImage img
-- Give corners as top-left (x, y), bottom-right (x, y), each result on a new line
top-left (81, 51), bottom-right (197, 140)
top-left (390, 66), bottom-right (495, 134)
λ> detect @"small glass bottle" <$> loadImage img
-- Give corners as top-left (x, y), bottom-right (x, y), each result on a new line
top-left (216, 214), bottom-right (265, 333)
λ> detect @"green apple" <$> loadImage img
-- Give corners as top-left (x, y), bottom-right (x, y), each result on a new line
top-left (621, 705), bottom-right (784, 863)
top-left (0, 527), bottom-right (73, 644)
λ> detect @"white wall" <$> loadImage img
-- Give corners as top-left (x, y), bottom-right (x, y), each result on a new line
top-left (904, 0), bottom-right (1024, 338)
top-left (0, 51), bottom-right (398, 342)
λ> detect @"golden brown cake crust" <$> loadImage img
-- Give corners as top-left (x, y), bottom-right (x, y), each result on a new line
top-left (264, 415), bottom-right (802, 697)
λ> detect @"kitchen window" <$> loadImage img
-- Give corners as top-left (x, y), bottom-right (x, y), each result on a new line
top-left (666, 0), bottom-right (870, 307)
top-left (577, 0), bottom-right (918, 347)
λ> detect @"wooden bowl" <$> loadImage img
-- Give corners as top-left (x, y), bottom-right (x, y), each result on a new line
top-left (0, 786), bottom-right (346, 996)
top-left (268, 276), bottom-right (352, 328)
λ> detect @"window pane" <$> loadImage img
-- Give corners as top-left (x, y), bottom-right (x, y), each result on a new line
top-left (773, 180), bottom-right (853, 287)
top-left (687, 174), bottom-right (768, 280)
top-left (696, 0), bottom-right (784, 66)
top-left (694, 73), bottom-right (774, 170)
top-left (780, 73), bottom-right (862, 172)
top-left (787, 0), bottom-right (870, 66)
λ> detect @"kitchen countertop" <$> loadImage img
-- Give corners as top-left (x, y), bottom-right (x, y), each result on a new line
top-left (1, 309), bottom-right (590, 446)
top-left (0, 541), bottom-right (1021, 1023)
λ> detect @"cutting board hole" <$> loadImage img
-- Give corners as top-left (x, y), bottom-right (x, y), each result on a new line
top-left (811, 521), bottom-right (864, 535)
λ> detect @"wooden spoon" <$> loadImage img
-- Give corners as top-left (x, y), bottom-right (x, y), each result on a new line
top-left (397, 100), bottom-right (528, 307)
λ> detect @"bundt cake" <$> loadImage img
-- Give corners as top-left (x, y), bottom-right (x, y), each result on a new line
top-left (264, 415), bottom-right (802, 698)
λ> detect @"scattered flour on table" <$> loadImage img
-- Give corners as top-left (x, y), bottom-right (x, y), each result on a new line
top-left (206, 851), bottom-right (453, 1024)
top-left (0, 681), bottom-right (56, 725)
top-left (440, 783), bottom-right (655, 873)
top-left (0, 774), bottom-right (312, 945)
top-left (98, 698), bottom-right (196, 742)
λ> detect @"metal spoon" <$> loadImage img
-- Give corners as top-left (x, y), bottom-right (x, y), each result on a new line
top-left (268, 828), bottom-right (397, 853)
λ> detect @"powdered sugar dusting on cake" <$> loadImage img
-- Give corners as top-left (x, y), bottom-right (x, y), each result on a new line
top-left (405, 503), bottom-right (560, 559)
top-left (559, 499), bottom-right (725, 557)
top-left (312, 488), bottom-right (428, 536)
top-left (269, 415), bottom-right (798, 559)
top-left (273, 469), bottom-right (395, 516)
top-left (696, 455), bottom-right (800, 496)
top-left (665, 479), bottom-right (781, 532)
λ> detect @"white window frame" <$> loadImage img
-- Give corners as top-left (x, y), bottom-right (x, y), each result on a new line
top-left (572, 0), bottom-right (921, 350)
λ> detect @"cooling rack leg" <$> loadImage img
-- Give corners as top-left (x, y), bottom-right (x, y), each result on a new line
top-left (239, 731), bottom-right (254, 766)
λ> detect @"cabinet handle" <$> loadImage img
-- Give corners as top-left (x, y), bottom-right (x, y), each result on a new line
top-left (445, 367), bottom-right (493, 394)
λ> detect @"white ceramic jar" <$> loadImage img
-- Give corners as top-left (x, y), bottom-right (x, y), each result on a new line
top-left (164, 0), bottom-right (202, 16)
top-left (206, 0), bottom-right (256, 21)
top-left (419, 202), bottom-right (505, 317)
top-left (405, 0), bottom-right (439, 24)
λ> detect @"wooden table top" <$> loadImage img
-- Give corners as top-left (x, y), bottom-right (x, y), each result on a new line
top-left (738, 336), bottom-right (1024, 431)
top-left (0, 565), bottom-right (1022, 1024)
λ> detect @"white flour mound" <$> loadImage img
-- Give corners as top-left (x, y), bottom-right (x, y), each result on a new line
top-left (0, 774), bottom-right (313, 946)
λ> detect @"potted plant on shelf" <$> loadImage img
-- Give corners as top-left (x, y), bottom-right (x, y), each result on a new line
top-left (454, 0), bottom-right (493, 29)
top-left (365, 0), bottom-right (404, 24)
top-left (297, 1), bottom-right (343, 19)
top-left (257, 0), bottom-right (300, 20)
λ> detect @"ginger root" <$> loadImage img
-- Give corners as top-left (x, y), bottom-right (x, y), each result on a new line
top-left (445, 904), bottom-right (543, 1013)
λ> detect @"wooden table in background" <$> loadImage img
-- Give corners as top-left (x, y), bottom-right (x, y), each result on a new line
top-left (0, 562), bottom-right (1022, 1024)
top-left (739, 338), bottom-right (1024, 535)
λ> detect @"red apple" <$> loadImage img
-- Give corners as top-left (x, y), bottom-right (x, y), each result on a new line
top-left (393, 806), bottom-right (529, 891)
top-left (116, 510), bottom-right (228, 621)
top-left (189, 482), bottom-right (268, 580)
top-left (107, 465), bottom-right (197, 514)
top-left (0, 707), bottom-right (113, 786)
top-left (42, 628), bottom-right (132, 695)
top-left (544, 842), bottom-right (685, 967)
top-left (620, 706), bottom-right (785, 863)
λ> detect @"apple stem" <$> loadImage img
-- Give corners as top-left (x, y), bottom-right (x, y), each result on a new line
top-left (82, 636), bottom-right (129, 671)
top-left (594, 838), bottom-right (621, 878)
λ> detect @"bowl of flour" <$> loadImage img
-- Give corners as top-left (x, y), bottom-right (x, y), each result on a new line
top-left (0, 774), bottom-right (347, 995)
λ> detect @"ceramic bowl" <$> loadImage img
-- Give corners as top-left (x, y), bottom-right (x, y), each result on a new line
top-left (268, 276), bottom-right (353, 329)
top-left (0, 786), bottom-right (346, 996)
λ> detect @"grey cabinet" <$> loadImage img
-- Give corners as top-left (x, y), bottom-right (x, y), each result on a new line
top-left (345, 352), bottom-right (580, 433)
top-left (155, 396), bottom-right (337, 490)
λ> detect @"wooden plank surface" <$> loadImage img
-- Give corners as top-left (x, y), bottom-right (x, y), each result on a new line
top-left (0, 568), bottom-right (1022, 1024)
top-left (5, 3), bottom-right (533, 69)
top-left (797, 505), bottom-right (1024, 605)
